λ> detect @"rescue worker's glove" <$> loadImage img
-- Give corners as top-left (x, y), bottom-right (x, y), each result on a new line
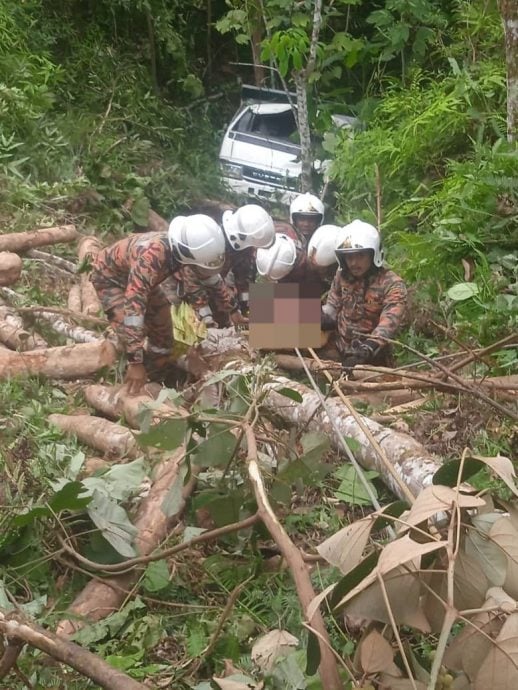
top-left (321, 310), bottom-right (336, 331)
top-left (341, 339), bottom-right (379, 368)
top-left (201, 313), bottom-right (219, 329)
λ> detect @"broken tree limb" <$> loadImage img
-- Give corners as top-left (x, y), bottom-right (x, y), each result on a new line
top-left (0, 339), bottom-right (116, 380)
top-left (245, 425), bottom-right (343, 690)
top-left (77, 236), bottom-right (103, 316)
top-left (263, 375), bottom-right (442, 500)
top-left (0, 609), bottom-right (146, 690)
top-left (25, 249), bottom-right (77, 273)
top-left (0, 300), bottom-right (48, 351)
top-left (0, 252), bottom-right (23, 286)
top-left (31, 308), bottom-right (101, 344)
top-left (67, 284), bottom-right (82, 313)
top-left (56, 446), bottom-right (194, 636)
top-left (0, 225), bottom-right (78, 253)
top-left (48, 414), bottom-right (139, 460)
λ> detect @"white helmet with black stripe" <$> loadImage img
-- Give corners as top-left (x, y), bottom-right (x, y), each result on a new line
top-left (222, 204), bottom-right (275, 251)
top-left (168, 214), bottom-right (226, 270)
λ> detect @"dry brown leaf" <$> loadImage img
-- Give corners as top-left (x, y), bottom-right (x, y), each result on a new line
top-left (490, 517), bottom-right (518, 566)
top-left (307, 583), bottom-right (335, 622)
top-left (359, 629), bottom-right (394, 674)
top-left (377, 535), bottom-right (446, 574)
top-left (400, 486), bottom-right (485, 530)
top-left (317, 517), bottom-right (373, 574)
top-left (473, 637), bottom-right (518, 689)
top-left (378, 674), bottom-right (427, 690)
top-left (250, 629), bottom-right (298, 672)
top-left (213, 675), bottom-right (260, 690)
top-left (471, 454), bottom-right (518, 497)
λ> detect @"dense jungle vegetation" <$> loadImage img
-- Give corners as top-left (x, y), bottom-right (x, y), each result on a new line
top-left (0, 1), bottom-right (516, 689)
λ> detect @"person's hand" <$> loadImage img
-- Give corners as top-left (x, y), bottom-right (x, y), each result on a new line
top-left (321, 310), bottom-right (336, 331)
top-left (239, 300), bottom-right (250, 318)
top-left (341, 340), bottom-right (377, 368)
top-left (202, 315), bottom-right (219, 329)
top-left (230, 309), bottom-right (249, 326)
top-left (124, 362), bottom-right (147, 395)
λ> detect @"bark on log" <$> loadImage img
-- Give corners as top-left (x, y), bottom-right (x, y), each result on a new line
top-left (84, 383), bottom-right (188, 429)
top-left (263, 376), bottom-right (442, 500)
top-left (81, 457), bottom-right (111, 476)
top-left (0, 339), bottom-right (116, 380)
top-left (0, 225), bottom-right (78, 253)
top-left (56, 446), bottom-right (192, 636)
top-left (0, 610), bottom-right (146, 690)
top-left (32, 309), bottom-right (101, 344)
top-left (77, 236), bottom-right (103, 316)
top-left (48, 414), bottom-right (139, 459)
top-left (148, 209), bottom-right (168, 233)
top-left (0, 252), bottom-right (23, 286)
top-left (25, 249), bottom-right (77, 273)
top-left (67, 284), bottom-right (82, 313)
top-left (0, 301), bottom-right (48, 351)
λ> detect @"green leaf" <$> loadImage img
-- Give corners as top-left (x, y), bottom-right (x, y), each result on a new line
top-left (143, 560), bottom-right (170, 592)
top-left (276, 387), bottom-right (303, 403)
top-left (193, 425), bottom-right (238, 468)
top-left (432, 458), bottom-right (485, 486)
top-left (131, 195), bottom-right (150, 227)
top-left (14, 481), bottom-right (91, 527)
top-left (305, 628), bottom-right (320, 676)
top-left (137, 418), bottom-right (187, 450)
top-left (334, 465), bottom-right (379, 506)
top-left (330, 551), bottom-right (380, 610)
top-left (87, 490), bottom-right (137, 557)
top-left (82, 458), bottom-right (147, 502)
top-left (161, 463), bottom-right (188, 517)
top-left (447, 282), bottom-right (480, 301)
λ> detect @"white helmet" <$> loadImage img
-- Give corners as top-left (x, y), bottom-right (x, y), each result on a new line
top-left (307, 224), bottom-right (341, 267)
top-left (335, 220), bottom-right (384, 268)
top-left (289, 193), bottom-right (325, 225)
top-left (222, 204), bottom-right (275, 251)
top-left (168, 215), bottom-right (226, 270)
top-left (256, 234), bottom-right (297, 281)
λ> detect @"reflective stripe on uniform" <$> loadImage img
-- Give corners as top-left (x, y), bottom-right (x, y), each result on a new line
top-left (198, 305), bottom-right (213, 318)
top-left (123, 315), bottom-right (145, 327)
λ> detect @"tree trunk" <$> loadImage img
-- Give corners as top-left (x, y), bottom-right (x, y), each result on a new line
top-left (0, 340), bottom-right (116, 380)
top-left (263, 376), bottom-right (442, 500)
top-left (56, 446), bottom-right (193, 636)
top-left (77, 236), bottom-right (103, 316)
top-left (48, 413), bottom-right (139, 460)
top-left (0, 301), bottom-right (47, 351)
top-left (25, 249), bottom-right (77, 273)
top-left (0, 252), bottom-right (23, 286)
top-left (294, 72), bottom-right (313, 193)
top-left (499, 0), bottom-right (518, 141)
top-left (33, 308), bottom-right (101, 343)
top-left (0, 225), bottom-right (78, 253)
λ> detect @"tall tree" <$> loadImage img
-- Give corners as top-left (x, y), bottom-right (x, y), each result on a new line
top-left (499, 0), bottom-right (518, 141)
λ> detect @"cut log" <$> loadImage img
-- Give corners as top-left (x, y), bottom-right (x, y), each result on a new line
top-left (67, 284), bottom-right (82, 313)
top-left (148, 209), bottom-right (168, 233)
top-left (0, 339), bottom-right (116, 380)
top-left (0, 252), bottom-right (23, 286)
top-left (77, 236), bottom-right (103, 316)
top-left (56, 446), bottom-right (193, 635)
top-left (84, 383), bottom-right (189, 429)
top-left (0, 300), bottom-right (47, 351)
top-left (48, 414), bottom-right (139, 459)
top-left (25, 249), bottom-right (77, 273)
top-left (0, 225), bottom-right (78, 253)
top-left (32, 308), bottom-right (101, 344)
top-left (81, 457), bottom-right (111, 476)
top-left (263, 376), bottom-right (443, 500)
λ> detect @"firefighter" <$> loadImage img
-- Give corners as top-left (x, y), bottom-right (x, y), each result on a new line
top-left (172, 204), bottom-right (275, 327)
top-left (90, 214), bottom-right (241, 394)
top-left (321, 220), bottom-right (407, 367)
top-left (256, 233), bottom-right (299, 282)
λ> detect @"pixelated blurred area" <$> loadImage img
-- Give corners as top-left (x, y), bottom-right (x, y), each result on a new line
top-left (249, 283), bottom-right (322, 349)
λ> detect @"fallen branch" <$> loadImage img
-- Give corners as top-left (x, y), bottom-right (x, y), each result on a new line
top-left (31, 309), bottom-right (101, 344)
top-left (0, 609), bottom-right (145, 690)
top-left (48, 413), bottom-right (139, 460)
top-left (0, 225), bottom-right (78, 253)
top-left (263, 375), bottom-right (442, 500)
top-left (0, 300), bottom-right (47, 351)
top-left (245, 424), bottom-right (343, 690)
top-left (0, 339), bottom-right (116, 380)
top-left (25, 249), bottom-right (77, 273)
top-left (0, 252), bottom-right (22, 286)
top-left (56, 446), bottom-right (194, 636)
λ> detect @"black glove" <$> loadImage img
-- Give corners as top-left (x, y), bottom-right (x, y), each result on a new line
top-left (321, 311), bottom-right (336, 331)
top-left (341, 339), bottom-right (378, 368)
top-left (239, 300), bottom-right (249, 318)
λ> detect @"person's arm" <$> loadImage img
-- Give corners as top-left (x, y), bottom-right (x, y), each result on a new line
top-left (369, 277), bottom-right (407, 344)
top-left (178, 266), bottom-right (217, 325)
top-left (321, 270), bottom-right (340, 329)
top-left (232, 250), bottom-right (256, 313)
